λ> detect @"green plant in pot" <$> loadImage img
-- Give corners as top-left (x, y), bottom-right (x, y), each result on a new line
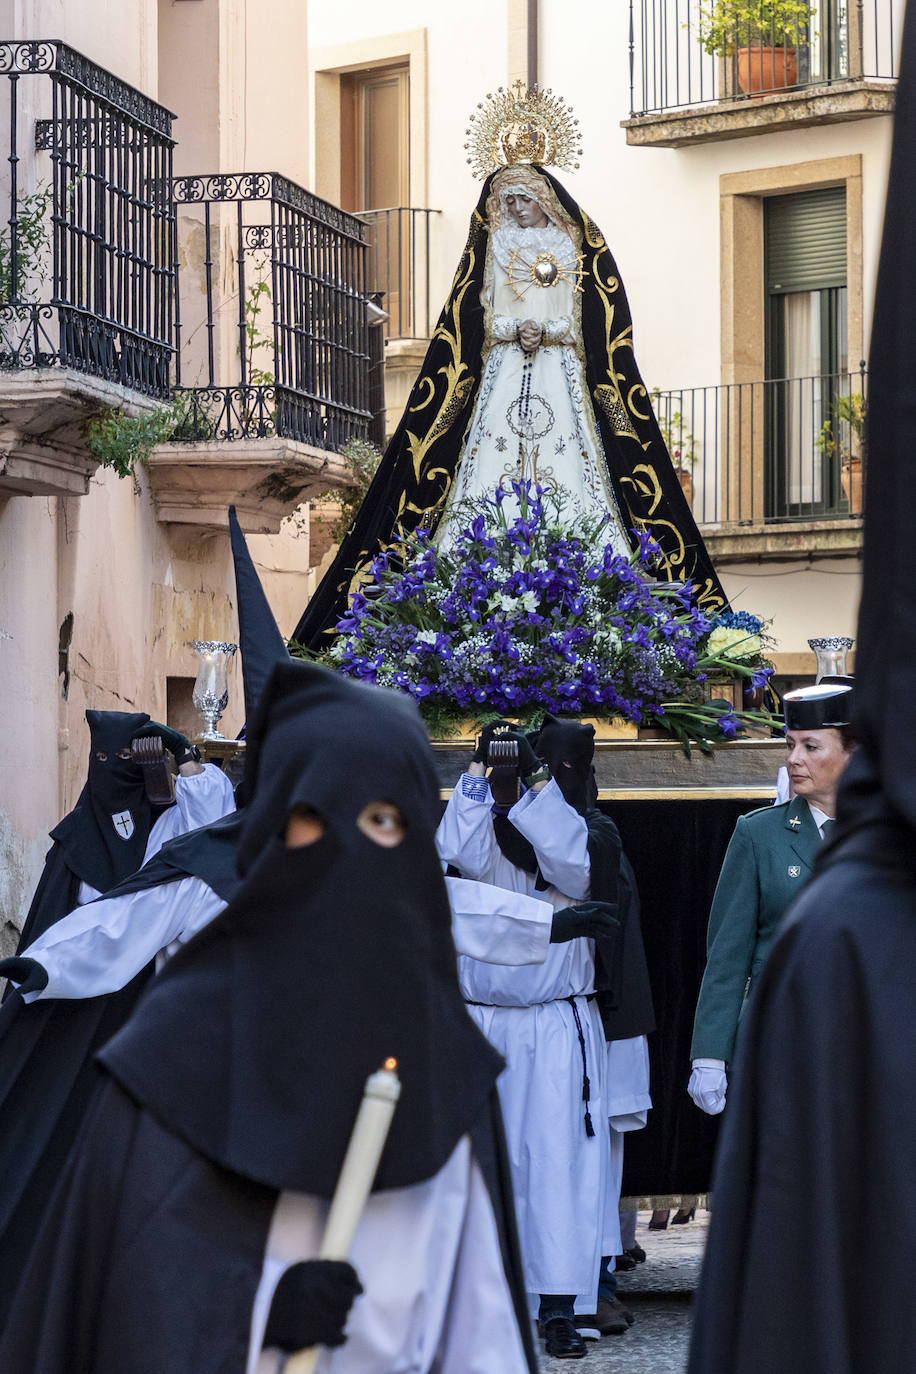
top-left (697, 0), bottom-right (815, 94)
top-left (817, 391), bottom-right (866, 515)
top-left (651, 388), bottom-right (699, 504)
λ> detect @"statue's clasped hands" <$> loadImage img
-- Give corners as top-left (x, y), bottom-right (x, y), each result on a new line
top-left (517, 318), bottom-right (542, 353)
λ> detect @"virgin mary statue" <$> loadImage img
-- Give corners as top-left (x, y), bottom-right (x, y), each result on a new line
top-left (293, 84), bottom-right (726, 649)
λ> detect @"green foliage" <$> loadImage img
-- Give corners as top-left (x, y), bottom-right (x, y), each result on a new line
top-left (312, 436), bottom-right (382, 543)
top-left (696, 0), bottom-right (815, 55)
top-left (0, 184), bottom-right (53, 305)
top-left (816, 391), bottom-right (866, 462)
top-left (651, 388), bottom-right (698, 470)
top-left (86, 400), bottom-right (184, 488)
top-left (243, 271), bottom-right (276, 387)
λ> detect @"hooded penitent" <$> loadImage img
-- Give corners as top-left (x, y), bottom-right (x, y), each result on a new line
top-left (292, 165), bottom-right (727, 650)
top-left (101, 661), bottom-right (505, 1195)
top-left (489, 714), bottom-right (653, 1043)
top-left (13, 711), bottom-right (159, 955)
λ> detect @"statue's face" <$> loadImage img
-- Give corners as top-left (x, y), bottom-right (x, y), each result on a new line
top-left (504, 192), bottom-right (549, 229)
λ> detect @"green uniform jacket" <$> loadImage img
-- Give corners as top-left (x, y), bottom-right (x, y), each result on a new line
top-left (690, 797), bottom-right (821, 1064)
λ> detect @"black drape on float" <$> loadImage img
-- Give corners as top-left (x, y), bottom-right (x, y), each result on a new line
top-left (293, 168), bottom-right (727, 648)
top-left (607, 797), bottom-right (764, 1197)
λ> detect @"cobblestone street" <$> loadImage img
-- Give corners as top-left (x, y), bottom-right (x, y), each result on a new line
top-left (539, 1210), bottom-right (708, 1372)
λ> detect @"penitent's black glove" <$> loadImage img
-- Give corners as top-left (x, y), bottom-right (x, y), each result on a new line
top-left (497, 729), bottom-right (541, 781)
top-left (132, 721), bottom-right (198, 767)
top-left (550, 900), bottom-right (619, 944)
top-left (264, 1259), bottom-right (363, 1354)
top-left (471, 719), bottom-right (513, 764)
top-left (0, 957), bottom-right (49, 996)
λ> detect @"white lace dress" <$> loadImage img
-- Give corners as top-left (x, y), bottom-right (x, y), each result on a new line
top-left (437, 219), bottom-right (631, 550)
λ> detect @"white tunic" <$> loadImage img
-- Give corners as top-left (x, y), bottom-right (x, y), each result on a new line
top-left (250, 1137), bottom-right (531, 1374)
top-left (436, 777), bottom-right (615, 1299)
top-left (436, 220), bottom-right (630, 551)
top-left (21, 873), bottom-right (552, 1006)
top-left (247, 880), bottom-right (552, 1374)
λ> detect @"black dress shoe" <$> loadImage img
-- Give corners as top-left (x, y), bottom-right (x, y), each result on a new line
top-left (543, 1317), bottom-right (587, 1358)
top-left (648, 1209), bottom-right (669, 1230)
top-left (615, 1251), bottom-right (637, 1270)
top-left (624, 1243), bottom-right (647, 1263)
top-left (671, 1206), bottom-right (696, 1225)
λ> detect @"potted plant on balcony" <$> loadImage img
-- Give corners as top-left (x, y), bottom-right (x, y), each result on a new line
top-left (817, 392), bottom-right (866, 515)
top-left (652, 389), bottom-right (698, 507)
top-left (697, 0), bottom-right (815, 96)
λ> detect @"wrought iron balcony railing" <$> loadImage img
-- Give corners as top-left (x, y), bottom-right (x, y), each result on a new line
top-left (172, 172), bottom-right (370, 451)
top-left (629, 1), bottom-right (898, 116)
top-left (0, 40), bottom-right (175, 397)
top-left (360, 207), bottom-right (439, 341)
top-left (652, 365), bottom-right (867, 527)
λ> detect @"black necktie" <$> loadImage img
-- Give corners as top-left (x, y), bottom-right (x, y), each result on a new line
top-left (820, 818), bottom-right (836, 840)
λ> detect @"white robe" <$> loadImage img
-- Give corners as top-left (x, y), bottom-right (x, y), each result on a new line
top-left (436, 220), bottom-right (630, 550)
top-left (598, 1035), bottom-right (652, 1298)
top-left (251, 1137), bottom-right (530, 1374)
top-left (436, 777), bottom-right (616, 1300)
top-left (21, 872), bottom-right (552, 1004)
top-left (247, 879), bottom-right (553, 1374)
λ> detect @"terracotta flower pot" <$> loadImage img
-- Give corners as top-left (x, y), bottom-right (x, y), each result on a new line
top-left (841, 456), bottom-right (863, 514)
top-left (677, 467), bottom-right (694, 508)
top-left (737, 46), bottom-right (798, 95)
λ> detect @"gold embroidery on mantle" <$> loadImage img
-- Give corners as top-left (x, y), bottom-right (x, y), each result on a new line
top-left (342, 216), bottom-right (486, 601)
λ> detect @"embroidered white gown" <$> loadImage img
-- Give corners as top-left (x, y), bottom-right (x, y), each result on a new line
top-left (437, 219), bottom-right (631, 550)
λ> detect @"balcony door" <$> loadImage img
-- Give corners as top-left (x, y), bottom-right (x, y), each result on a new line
top-left (806, 0), bottom-right (851, 82)
top-left (765, 187), bottom-right (848, 518)
top-left (341, 65), bottom-right (409, 334)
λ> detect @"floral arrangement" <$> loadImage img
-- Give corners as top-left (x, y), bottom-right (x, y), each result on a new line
top-left (307, 484), bottom-right (773, 751)
top-left (706, 610), bottom-right (769, 665)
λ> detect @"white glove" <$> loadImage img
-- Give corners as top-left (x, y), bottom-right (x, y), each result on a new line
top-left (688, 1058), bottom-right (728, 1115)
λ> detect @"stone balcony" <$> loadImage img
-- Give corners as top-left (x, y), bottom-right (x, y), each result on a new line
top-left (0, 370), bottom-right (160, 500)
top-left (146, 434), bottom-right (355, 536)
top-left (622, 79), bottom-right (895, 149)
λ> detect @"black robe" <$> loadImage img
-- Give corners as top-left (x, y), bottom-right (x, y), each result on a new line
top-left (688, 812), bottom-right (916, 1373)
top-left (0, 1074), bottom-right (537, 1374)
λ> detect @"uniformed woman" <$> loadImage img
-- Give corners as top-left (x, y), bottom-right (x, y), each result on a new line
top-left (687, 679), bottom-right (855, 1114)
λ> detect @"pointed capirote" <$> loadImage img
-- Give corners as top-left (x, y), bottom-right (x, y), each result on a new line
top-left (228, 505), bottom-right (290, 726)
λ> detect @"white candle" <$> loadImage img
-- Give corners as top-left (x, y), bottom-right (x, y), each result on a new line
top-left (285, 1059), bottom-right (401, 1374)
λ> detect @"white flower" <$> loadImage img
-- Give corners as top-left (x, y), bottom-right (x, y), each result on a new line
top-left (519, 591), bottom-right (539, 612)
top-left (415, 630), bottom-right (439, 647)
top-left (707, 627), bottom-right (761, 661)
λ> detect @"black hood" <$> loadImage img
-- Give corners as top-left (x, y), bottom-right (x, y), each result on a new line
top-left (51, 710), bottom-right (157, 892)
top-left (100, 661), bottom-right (504, 1196)
top-left (534, 715), bottom-right (596, 816)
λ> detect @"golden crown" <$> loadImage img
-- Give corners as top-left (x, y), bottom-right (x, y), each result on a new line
top-left (464, 80), bottom-right (582, 179)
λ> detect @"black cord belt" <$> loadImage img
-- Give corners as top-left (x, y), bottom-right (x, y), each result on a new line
top-left (464, 993), bottom-right (597, 1138)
